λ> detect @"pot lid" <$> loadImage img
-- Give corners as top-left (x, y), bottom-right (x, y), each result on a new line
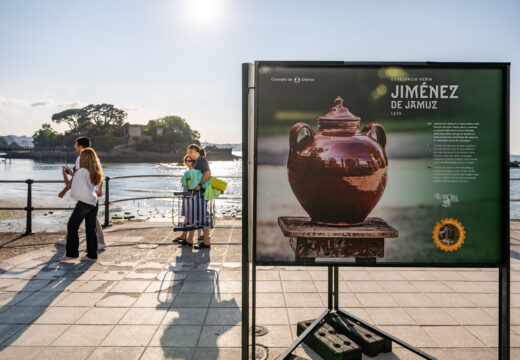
top-left (318, 96), bottom-right (360, 121)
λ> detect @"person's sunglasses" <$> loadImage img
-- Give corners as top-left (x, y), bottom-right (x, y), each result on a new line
top-left (186, 160), bottom-right (194, 163)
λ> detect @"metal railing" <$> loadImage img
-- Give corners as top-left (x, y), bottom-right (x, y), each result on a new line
top-left (0, 174), bottom-right (240, 235)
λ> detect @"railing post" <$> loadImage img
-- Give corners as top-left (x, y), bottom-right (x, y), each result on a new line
top-left (23, 179), bottom-right (34, 236)
top-left (103, 176), bottom-right (112, 228)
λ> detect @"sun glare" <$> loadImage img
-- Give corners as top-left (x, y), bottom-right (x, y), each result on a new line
top-left (181, 0), bottom-right (226, 29)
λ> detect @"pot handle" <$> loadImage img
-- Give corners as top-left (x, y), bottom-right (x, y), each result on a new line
top-left (362, 123), bottom-right (387, 150)
top-left (290, 122), bottom-right (314, 154)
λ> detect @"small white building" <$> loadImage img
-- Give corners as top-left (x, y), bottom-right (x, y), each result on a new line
top-left (128, 124), bottom-right (146, 137)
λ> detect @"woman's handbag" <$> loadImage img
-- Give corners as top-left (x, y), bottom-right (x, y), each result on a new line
top-left (209, 177), bottom-right (227, 192)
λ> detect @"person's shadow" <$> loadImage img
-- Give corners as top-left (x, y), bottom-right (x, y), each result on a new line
top-left (0, 246), bottom-right (94, 347)
top-left (157, 244), bottom-right (240, 359)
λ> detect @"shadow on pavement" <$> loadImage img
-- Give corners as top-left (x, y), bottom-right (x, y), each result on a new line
top-left (0, 245), bottom-right (94, 348)
top-left (156, 244), bottom-right (240, 359)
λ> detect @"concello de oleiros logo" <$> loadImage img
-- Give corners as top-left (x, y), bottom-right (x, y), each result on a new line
top-left (432, 218), bottom-right (466, 252)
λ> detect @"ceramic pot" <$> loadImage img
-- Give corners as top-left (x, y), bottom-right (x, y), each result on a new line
top-left (287, 96), bottom-right (388, 225)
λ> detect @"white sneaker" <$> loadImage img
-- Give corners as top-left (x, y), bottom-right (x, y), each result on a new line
top-left (56, 239), bottom-right (66, 246)
top-left (59, 256), bottom-right (78, 263)
top-left (80, 255), bottom-right (97, 261)
top-left (98, 242), bottom-right (107, 251)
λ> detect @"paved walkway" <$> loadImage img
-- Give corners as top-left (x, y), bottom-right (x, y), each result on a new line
top-left (0, 220), bottom-right (518, 359)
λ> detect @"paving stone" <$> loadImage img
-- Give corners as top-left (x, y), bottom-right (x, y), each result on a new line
top-left (198, 325), bottom-right (242, 347)
top-left (172, 293), bottom-right (212, 308)
top-left (356, 293), bottom-right (400, 307)
top-left (91, 271), bottom-right (128, 281)
top-left (444, 281), bottom-right (485, 293)
top-left (314, 280), bottom-right (350, 293)
top-left (193, 348), bottom-right (241, 360)
top-left (101, 324), bottom-right (158, 346)
top-left (205, 308), bottom-right (242, 325)
top-left (285, 292), bottom-right (322, 308)
top-left (287, 308), bottom-right (326, 325)
top-left (0, 279), bottom-right (23, 289)
top-left (462, 293), bottom-right (498, 307)
top-left (428, 270), bottom-right (467, 281)
top-left (9, 324), bottom-right (68, 346)
top-left (255, 325), bottom-right (292, 348)
top-left (124, 271), bottom-right (159, 280)
top-left (76, 307), bottom-right (128, 325)
top-left (280, 271), bottom-right (311, 281)
top-left (72, 280), bottom-right (116, 293)
top-left (256, 281), bottom-right (283, 293)
top-left (109, 280), bottom-right (151, 293)
top-left (0, 291), bottom-right (31, 307)
top-left (0, 324), bottom-right (25, 345)
top-left (426, 292), bottom-right (475, 307)
top-left (215, 280), bottom-right (242, 293)
top-left (411, 281), bottom-right (453, 293)
top-left (459, 271), bottom-right (498, 282)
top-left (444, 307), bottom-right (497, 325)
top-left (39, 278), bottom-right (82, 292)
top-left (218, 271), bottom-right (243, 281)
top-left (210, 293), bottom-right (241, 308)
top-left (34, 306), bottom-right (89, 324)
top-left (0, 306), bottom-right (45, 324)
top-left (53, 325), bottom-right (113, 346)
top-left (405, 308), bottom-right (458, 325)
top-left (339, 270), bottom-right (374, 281)
top-left (378, 281), bottom-right (419, 293)
top-left (13, 291), bottom-right (69, 307)
top-left (140, 347), bottom-right (193, 360)
top-left (144, 280), bottom-right (182, 293)
top-left (4, 279), bottom-right (50, 292)
top-left (365, 308), bottom-right (416, 326)
top-left (378, 325), bottom-right (438, 348)
top-left (368, 270), bottom-right (405, 281)
top-left (256, 293), bottom-right (285, 308)
top-left (119, 307), bottom-right (166, 324)
top-left (0, 346), bottom-right (93, 360)
top-left (155, 270), bottom-right (188, 282)
top-left (282, 280), bottom-right (317, 293)
top-left (423, 326), bottom-right (485, 347)
top-left (162, 307), bottom-right (207, 325)
top-left (391, 293), bottom-right (436, 307)
top-left (346, 281), bottom-right (384, 293)
top-left (96, 293), bottom-right (138, 307)
top-left (255, 271), bottom-right (280, 281)
top-left (149, 325), bottom-right (201, 347)
top-left (87, 346), bottom-right (144, 360)
top-left (397, 271), bottom-right (436, 281)
top-left (133, 292), bottom-right (175, 308)
top-left (56, 292), bottom-right (104, 307)
top-left (256, 307), bottom-right (289, 325)
top-left (180, 280), bottom-right (215, 293)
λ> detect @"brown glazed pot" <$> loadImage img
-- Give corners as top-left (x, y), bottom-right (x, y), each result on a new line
top-left (287, 96), bottom-right (388, 226)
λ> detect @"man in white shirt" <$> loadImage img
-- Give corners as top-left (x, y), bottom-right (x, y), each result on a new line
top-left (56, 136), bottom-right (106, 250)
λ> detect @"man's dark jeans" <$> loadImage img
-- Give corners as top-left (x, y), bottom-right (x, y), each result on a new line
top-left (66, 201), bottom-right (98, 259)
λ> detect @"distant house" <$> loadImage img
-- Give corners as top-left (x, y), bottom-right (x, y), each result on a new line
top-left (128, 124), bottom-right (146, 137)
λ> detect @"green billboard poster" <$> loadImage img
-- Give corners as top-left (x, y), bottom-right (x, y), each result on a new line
top-left (254, 62), bottom-right (508, 266)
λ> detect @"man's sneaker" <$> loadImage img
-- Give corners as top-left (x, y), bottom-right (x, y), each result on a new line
top-left (56, 239), bottom-right (66, 246)
top-left (59, 256), bottom-right (78, 263)
top-left (98, 242), bottom-right (107, 251)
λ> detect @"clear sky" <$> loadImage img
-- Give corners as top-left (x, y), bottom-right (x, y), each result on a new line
top-left (1, 0), bottom-right (519, 150)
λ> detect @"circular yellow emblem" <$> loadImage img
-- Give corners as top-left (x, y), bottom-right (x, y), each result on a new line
top-left (432, 218), bottom-right (466, 252)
